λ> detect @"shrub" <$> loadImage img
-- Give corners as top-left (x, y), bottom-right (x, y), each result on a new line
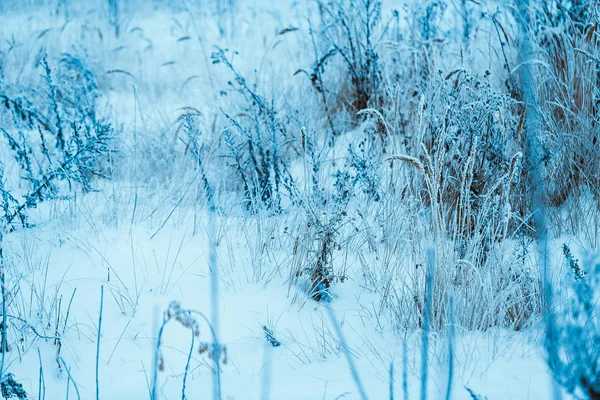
top-left (0, 54), bottom-right (116, 228)
top-left (212, 48), bottom-right (292, 212)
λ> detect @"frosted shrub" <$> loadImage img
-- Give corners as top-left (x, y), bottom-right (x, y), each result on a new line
top-left (0, 54), bottom-right (116, 228)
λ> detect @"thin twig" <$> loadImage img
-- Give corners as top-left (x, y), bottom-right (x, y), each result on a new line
top-left (389, 362), bottom-right (395, 400)
top-left (59, 357), bottom-right (81, 400)
top-left (96, 285), bottom-right (104, 400)
top-left (403, 340), bottom-right (408, 400)
top-left (208, 203), bottom-right (221, 400)
top-left (37, 348), bottom-right (45, 400)
top-left (0, 233), bottom-right (7, 378)
top-left (181, 328), bottom-right (195, 400)
top-left (445, 296), bottom-right (454, 400)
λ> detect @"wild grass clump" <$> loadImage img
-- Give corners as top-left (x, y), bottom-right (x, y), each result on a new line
top-left (3, 0), bottom-right (600, 397)
top-left (205, 1), bottom-right (548, 327)
top-left (0, 54), bottom-right (116, 229)
top-left (304, 0), bottom-right (384, 128)
top-left (289, 175), bottom-right (353, 302)
top-left (532, 2), bottom-right (600, 238)
top-left (366, 65), bottom-right (542, 331)
top-left (179, 111), bottom-right (214, 208)
top-left (0, 52), bottom-right (115, 393)
top-left (401, 70), bottom-right (525, 244)
top-left (212, 48), bottom-right (293, 212)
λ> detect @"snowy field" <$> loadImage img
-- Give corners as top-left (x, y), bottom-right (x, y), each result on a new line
top-left (0, 0), bottom-right (598, 399)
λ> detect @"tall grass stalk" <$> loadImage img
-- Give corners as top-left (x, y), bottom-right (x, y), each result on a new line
top-left (445, 296), bottom-right (454, 400)
top-left (181, 328), bottom-right (195, 400)
top-left (209, 203), bottom-right (221, 400)
top-left (403, 340), bottom-right (408, 400)
top-left (59, 357), bottom-right (81, 400)
top-left (0, 231), bottom-right (6, 378)
top-left (37, 348), bottom-right (45, 400)
top-left (389, 362), bottom-right (394, 400)
top-left (96, 285), bottom-right (104, 400)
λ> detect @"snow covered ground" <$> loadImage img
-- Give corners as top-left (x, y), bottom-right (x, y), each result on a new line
top-left (2, 200), bottom-right (569, 399)
top-left (0, 0), bottom-right (597, 399)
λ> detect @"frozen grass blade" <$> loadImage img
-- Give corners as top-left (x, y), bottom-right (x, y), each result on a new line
top-left (421, 248), bottom-right (435, 400)
top-left (208, 200), bottom-right (221, 400)
top-left (37, 348), bottom-right (45, 400)
top-left (130, 85), bottom-right (139, 234)
top-left (96, 285), bottom-right (104, 400)
top-left (152, 303), bottom-right (221, 400)
top-left (403, 340), bottom-right (408, 400)
top-left (59, 357), bottom-right (81, 400)
top-left (151, 305), bottom-right (159, 400)
top-left (0, 231), bottom-right (6, 378)
top-left (445, 296), bottom-right (454, 400)
top-left (181, 328), bottom-right (195, 400)
top-left (389, 362), bottom-right (394, 400)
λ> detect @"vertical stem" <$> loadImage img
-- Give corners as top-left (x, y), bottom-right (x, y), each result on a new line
top-left (181, 328), bottom-right (195, 400)
top-left (402, 339), bottom-right (408, 400)
top-left (208, 205), bottom-right (221, 400)
top-left (389, 362), bottom-right (395, 400)
top-left (229, 0), bottom-right (235, 39)
top-left (421, 248), bottom-right (435, 400)
top-left (0, 231), bottom-right (6, 378)
top-left (130, 85), bottom-right (138, 234)
top-left (108, 0), bottom-right (119, 37)
top-left (65, 368), bottom-right (70, 400)
top-left (96, 285), bottom-right (104, 400)
top-left (38, 348), bottom-right (45, 400)
top-left (60, 357), bottom-right (81, 400)
top-left (216, 0), bottom-right (224, 37)
top-left (461, 0), bottom-right (470, 52)
top-left (151, 305), bottom-right (159, 400)
top-left (444, 296), bottom-right (454, 400)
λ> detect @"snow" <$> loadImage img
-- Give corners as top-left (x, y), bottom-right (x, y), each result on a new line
top-left (0, 200), bottom-right (571, 399)
top-left (0, 0), bottom-right (596, 399)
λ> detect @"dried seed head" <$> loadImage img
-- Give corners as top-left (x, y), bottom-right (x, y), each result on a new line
top-left (198, 343), bottom-right (209, 355)
top-left (385, 154), bottom-right (424, 173)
